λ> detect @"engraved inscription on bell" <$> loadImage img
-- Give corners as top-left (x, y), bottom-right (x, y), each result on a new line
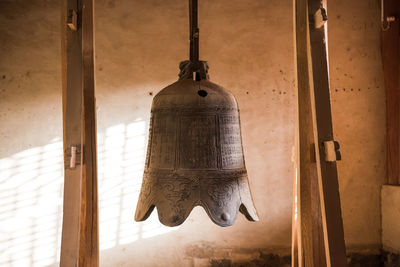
top-left (220, 114), bottom-right (244, 169)
top-left (179, 115), bottom-right (218, 169)
top-left (149, 113), bottom-right (176, 169)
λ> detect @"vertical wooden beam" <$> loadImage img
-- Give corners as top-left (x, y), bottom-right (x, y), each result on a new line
top-left (293, 0), bottom-right (347, 266)
top-left (60, 0), bottom-right (83, 265)
top-left (293, 0), bottom-right (327, 265)
top-left (291, 149), bottom-right (301, 267)
top-left (60, 0), bottom-right (98, 266)
top-left (307, 0), bottom-right (347, 266)
top-left (382, 0), bottom-right (400, 185)
top-left (293, 0), bottom-right (313, 265)
top-left (80, 0), bottom-right (99, 266)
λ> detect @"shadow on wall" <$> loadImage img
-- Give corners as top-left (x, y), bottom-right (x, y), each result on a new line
top-left (0, 119), bottom-right (180, 267)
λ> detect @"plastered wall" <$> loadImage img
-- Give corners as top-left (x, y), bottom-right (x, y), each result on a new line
top-left (328, 0), bottom-right (385, 252)
top-left (0, 0), bottom-right (385, 266)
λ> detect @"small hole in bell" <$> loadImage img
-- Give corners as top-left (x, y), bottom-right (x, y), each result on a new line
top-left (198, 90), bottom-right (207, 97)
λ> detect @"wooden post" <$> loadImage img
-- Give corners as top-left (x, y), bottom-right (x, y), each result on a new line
top-left (382, 0), bottom-right (400, 185)
top-left (60, 0), bottom-right (99, 266)
top-left (293, 0), bottom-right (327, 265)
top-left (293, 0), bottom-right (347, 266)
top-left (307, 1), bottom-right (347, 265)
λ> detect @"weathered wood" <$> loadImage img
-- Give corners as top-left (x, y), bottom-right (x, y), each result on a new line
top-left (60, 0), bottom-right (84, 265)
top-left (79, 0), bottom-right (99, 266)
top-left (382, 0), bottom-right (400, 185)
top-left (293, 0), bottom-right (327, 265)
top-left (79, 0), bottom-right (99, 265)
top-left (291, 146), bottom-right (300, 267)
top-left (291, 160), bottom-right (304, 267)
top-left (60, 0), bottom-right (98, 266)
top-left (293, 0), bottom-right (314, 264)
top-left (307, 0), bottom-right (347, 266)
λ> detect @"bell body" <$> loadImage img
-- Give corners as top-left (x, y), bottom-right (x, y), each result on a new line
top-left (135, 77), bottom-right (258, 227)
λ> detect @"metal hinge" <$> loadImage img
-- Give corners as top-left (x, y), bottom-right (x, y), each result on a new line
top-left (323, 140), bottom-right (341, 162)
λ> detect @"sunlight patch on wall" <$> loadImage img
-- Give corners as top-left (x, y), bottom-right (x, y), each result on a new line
top-left (0, 120), bottom-right (179, 267)
top-left (97, 120), bottom-right (180, 250)
top-left (0, 139), bottom-right (63, 267)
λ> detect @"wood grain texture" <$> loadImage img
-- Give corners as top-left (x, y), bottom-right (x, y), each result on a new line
top-left (79, 0), bottom-right (99, 265)
top-left (382, 0), bottom-right (400, 185)
top-left (293, 0), bottom-right (327, 265)
top-left (60, 0), bottom-right (84, 266)
top-left (307, 0), bottom-right (347, 266)
top-left (291, 152), bottom-right (300, 267)
top-left (60, 0), bottom-right (98, 266)
top-left (292, 145), bottom-right (300, 267)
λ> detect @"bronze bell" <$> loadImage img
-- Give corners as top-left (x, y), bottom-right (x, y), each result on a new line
top-left (135, 0), bottom-right (258, 227)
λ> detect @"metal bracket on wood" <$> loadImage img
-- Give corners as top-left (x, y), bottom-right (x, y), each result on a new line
top-left (65, 145), bottom-right (81, 169)
top-left (67, 9), bottom-right (78, 31)
top-left (323, 140), bottom-right (341, 162)
top-left (313, 8), bottom-right (328, 28)
top-left (381, 0), bottom-right (398, 31)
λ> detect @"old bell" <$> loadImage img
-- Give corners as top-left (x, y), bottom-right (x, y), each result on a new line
top-left (135, 0), bottom-right (258, 227)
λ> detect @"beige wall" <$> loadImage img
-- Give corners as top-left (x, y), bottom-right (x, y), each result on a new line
top-left (328, 0), bottom-right (385, 251)
top-left (0, 0), bottom-right (385, 266)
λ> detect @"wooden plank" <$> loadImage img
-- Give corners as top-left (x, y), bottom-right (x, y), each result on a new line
top-left (291, 147), bottom-right (300, 267)
top-left (79, 0), bottom-right (99, 265)
top-left (293, 0), bottom-right (312, 264)
top-left (60, 0), bottom-right (99, 266)
top-left (293, 0), bottom-right (327, 265)
top-left (60, 0), bottom-right (84, 265)
top-left (382, 0), bottom-right (400, 185)
top-left (307, 0), bottom-right (347, 266)
top-left (310, 161), bottom-right (326, 267)
top-left (291, 160), bottom-right (308, 267)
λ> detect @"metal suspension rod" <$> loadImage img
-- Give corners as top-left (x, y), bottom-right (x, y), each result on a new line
top-left (189, 0), bottom-right (199, 62)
